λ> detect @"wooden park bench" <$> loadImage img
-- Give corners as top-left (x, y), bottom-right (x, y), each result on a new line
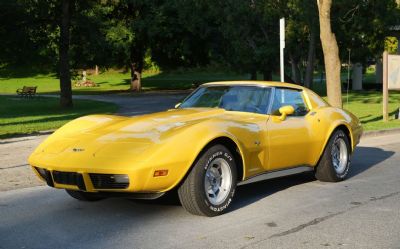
top-left (16, 86), bottom-right (37, 98)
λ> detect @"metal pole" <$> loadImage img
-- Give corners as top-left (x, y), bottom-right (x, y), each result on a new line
top-left (383, 51), bottom-right (389, 122)
top-left (280, 18), bottom-right (285, 83)
top-left (346, 49), bottom-right (351, 107)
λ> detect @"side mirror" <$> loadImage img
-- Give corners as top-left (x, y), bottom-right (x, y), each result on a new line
top-left (175, 103), bottom-right (181, 109)
top-left (279, 105), bottom-right (295, 121)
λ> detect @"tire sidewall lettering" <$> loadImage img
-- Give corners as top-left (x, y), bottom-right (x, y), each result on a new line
top-left (202, 148), bottom-right (236, 213)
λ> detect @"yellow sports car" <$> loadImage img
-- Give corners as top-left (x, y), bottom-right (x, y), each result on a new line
top-left (29, 81), bottom-right (362, 216)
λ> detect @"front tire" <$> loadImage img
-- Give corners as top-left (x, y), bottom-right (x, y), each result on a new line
top-left (178, 144), bottom-right (237, 216)
top-left (315, 130), bottom-right (351, 182)
top-left (65, 190), bottom-right (104, 201)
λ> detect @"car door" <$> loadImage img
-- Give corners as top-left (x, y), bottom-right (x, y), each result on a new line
top-left (265, 87), bottom-right (314, 170)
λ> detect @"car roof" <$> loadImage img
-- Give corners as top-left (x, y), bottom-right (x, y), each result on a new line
top-left (202, 81), bottom-right (305, 90)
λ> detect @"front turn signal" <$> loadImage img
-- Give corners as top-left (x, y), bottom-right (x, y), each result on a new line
top-left (154, 169), bottom-right (169, 177)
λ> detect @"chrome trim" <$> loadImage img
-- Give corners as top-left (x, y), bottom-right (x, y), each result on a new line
top-left (237, 166), bottom-right (313, 186)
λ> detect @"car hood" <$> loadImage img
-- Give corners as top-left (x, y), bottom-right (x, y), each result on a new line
top-left (90, 108), bottom-right (225, 138)
top-left (30, 108), bottom-right (226, 165)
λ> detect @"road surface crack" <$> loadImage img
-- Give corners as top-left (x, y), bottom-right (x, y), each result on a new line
top-left (241, 190), bottom-right (400, 248)
top-left (268, 211), bottom-right (345, 239)
top-left (0, 164), bottom-right (29, 170)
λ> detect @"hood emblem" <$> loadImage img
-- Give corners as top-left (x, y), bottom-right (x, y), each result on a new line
top-left (72, 148), bottom-right (85, 152)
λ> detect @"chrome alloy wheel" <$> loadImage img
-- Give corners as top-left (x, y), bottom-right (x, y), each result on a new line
top-left (204, 158), bottom-right (233, 206)
top-left (331, 138), bottom-right (348, 174)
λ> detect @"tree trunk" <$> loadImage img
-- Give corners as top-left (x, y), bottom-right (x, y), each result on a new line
top-left (59, 0), bottom-right (73, 108)
top-left (289, 54), bottom-right (301, 84)
top-left (129, 43), bottom-right (144, 91)
top-left (130, 62), bottom-right (142, 91)
top-left (95, 65), bottom-right (99, 75)
top-left (304, 26), bottom-right (316, 88)
top-left (317, 0), bottom-right (342, 107)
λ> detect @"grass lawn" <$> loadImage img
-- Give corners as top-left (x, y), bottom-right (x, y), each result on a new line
top-left (0, 68), bottom-right (253, 94)
top-left (0, 96), bottom-right (117, 139)
top-left (1, 68), bottom-right (400, 135)
top-left (342, 91), bottom-right (400, 131)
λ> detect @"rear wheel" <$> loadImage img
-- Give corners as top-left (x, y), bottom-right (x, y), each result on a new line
top-left (65, 190), bottom-right (104, 201)
top-left (315, 130), bottom-right (351, 182)
top-left (178, 144), bottom-right (237, 216)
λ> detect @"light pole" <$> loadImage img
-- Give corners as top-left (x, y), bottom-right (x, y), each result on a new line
top-left (280, 18), bottom-right (285, 82)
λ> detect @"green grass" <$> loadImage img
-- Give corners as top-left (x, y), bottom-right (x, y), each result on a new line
top-left (342, 91), bottom-right (400, 131)
top-left (0, 68), bottom-right (251, 94)
top-left (1, 68), bottom-right (400, 134)
top-left (0, 96), bottom-right (118, 138)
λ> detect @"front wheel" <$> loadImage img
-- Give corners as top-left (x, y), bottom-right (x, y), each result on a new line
top-left (178, 144), bottom-right (237, 216)
top-left (315, 130), bottom-right (351, 182)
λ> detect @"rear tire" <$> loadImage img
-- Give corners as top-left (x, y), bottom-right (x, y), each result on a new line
top-left (65, 190), bottom-right (104, 201)
top-left (315, 130), bottom-right (351, 182)
top-left (178, 144), bottom-right (237, 216)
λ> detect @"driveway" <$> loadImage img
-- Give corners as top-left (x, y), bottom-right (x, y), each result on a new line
top-left (70, 92), bottom-right (188, 116)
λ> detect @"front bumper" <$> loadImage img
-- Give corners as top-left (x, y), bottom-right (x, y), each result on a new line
top-left (33, 167), bottom-right (130, 192)
top-left (30, 158), bottom-right (188, 193)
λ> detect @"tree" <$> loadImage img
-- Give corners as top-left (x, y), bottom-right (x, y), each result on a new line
top-left (317, 0), bottom-right (342, 107)
top-left (204, 0), bottom-right (283, 80)
top-left (59, 0), bottom-right (73, 108)
top-left (332, 0), bottom-right (399, 63)
top-left (103, 1), bottom-right (161, 91)
top-left (285, 0), bottom-right (319, 86)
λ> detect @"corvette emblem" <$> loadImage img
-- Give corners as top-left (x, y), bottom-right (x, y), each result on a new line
top-left (72, 148), bottom-right (85, 152)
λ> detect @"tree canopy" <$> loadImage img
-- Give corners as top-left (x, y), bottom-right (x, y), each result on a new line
top-left (1, 0), bottom-right (399, 106)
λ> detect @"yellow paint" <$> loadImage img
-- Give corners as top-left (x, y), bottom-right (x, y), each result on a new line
top-left (28, 81), bottom-right (362, 194)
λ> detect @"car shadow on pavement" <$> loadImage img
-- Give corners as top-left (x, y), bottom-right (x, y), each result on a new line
top-left (347, 146), bottom-right (394, 178)
top-left (229, 172), bottom-right (316, 212)
top-left (83, 146), bottom-right (395, 215)
top-left (228, 145), bottom-right (394, 212)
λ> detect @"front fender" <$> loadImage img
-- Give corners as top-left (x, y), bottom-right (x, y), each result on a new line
top-left (141, 119), bottom-right (260, 192)
top-left (313, 107), bottom-right (361, 166)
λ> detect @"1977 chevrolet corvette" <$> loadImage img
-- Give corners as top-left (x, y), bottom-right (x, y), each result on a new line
top-left (29, 81), bottom-right (362, 216)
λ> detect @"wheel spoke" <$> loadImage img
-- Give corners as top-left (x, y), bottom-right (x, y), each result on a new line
top-left (331, 138), bottom-right (348, 174)
top-left (204, 157), bottom-right (233, 206)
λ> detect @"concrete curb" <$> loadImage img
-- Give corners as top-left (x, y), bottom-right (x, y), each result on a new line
top-left (363, 127), bottom-right (400, 138)
top-left (0, 130), bottom-right (55, 142)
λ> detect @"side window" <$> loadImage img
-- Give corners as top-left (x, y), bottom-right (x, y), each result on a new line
top-left (271, 88), bottom-right (309, 116)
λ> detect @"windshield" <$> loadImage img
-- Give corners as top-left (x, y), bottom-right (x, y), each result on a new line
top-left (180, 85), bottom-right (272, 114)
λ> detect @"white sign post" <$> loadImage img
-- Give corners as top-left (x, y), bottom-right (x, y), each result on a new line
top-left (280, 18), bottom-right (285, 83)
top-left (383, 51), bottom-right (388, 121)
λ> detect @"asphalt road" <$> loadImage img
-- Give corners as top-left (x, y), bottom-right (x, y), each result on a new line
top-left (1, 134), bottom-right (400, 249)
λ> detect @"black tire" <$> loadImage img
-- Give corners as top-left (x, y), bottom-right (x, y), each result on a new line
top-left (178, 144), bottom-right (237, 216)
top-left (315, 129), bottom-right (351, 182)
top-left (65, 190), bottom-right (104, 201)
